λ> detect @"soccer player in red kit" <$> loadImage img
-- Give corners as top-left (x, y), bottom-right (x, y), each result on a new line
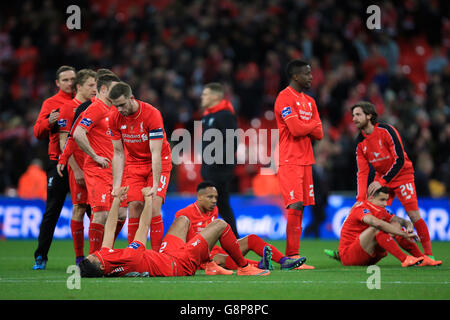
top-left (73, 73), bottom-right (121, 254)
top-left (175, 181), bottom-right (306, 274)
top-left (274, 60), bottom-right (323, 269)
top-left (339, 186), bottom-right (434, 267)
top-left (58, 69), bottom-right (97, 264)
top-left (351, 101), bottom-right (441, 265)
top-left (78, 186), bottom-right (270, 277)
top-left (33, 65), bottom-right (75, 270)
top-left (108, 82), bottom-right (172, 251)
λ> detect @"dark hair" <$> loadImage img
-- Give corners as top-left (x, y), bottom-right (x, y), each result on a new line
top-left (197, 181), bottom-right (217, 193)
top-left (74, 69), bottom-right (96, 89)
top-left (96, 74), bottom-right (120, 92)
top-left (78, 258), bottom-right (104, 278)
top-left (286, 60), bottom-right (309, 79)
top-left (109, 82), bottom-right (132, 100)
top-left (204, 82), bottom-right (224, 97)
top-left (351, 101), bottom-right (378, 125)
top-left (372, 186), bottom-right (390, 197)
top-left (95, 68), bottom-right (116, 81)
top-left (56, 65), bottom-right (76, 80)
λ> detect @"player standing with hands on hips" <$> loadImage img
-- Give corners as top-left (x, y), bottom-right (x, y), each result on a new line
top-left (274, 60), bottom-right (323, 269)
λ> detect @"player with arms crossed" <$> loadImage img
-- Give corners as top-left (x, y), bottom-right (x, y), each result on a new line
top-left (326, 102), bottom-right (441, 266)
top-left (108, 82), bottom-right (171, 250)
top-left (339, 186), bottom-right (431, 267)
top-left (78, 186), bottom-right (270, 277)
top-left (58, 68), bottom-right (97, 264)
top-left (274, 60), bottom-right (323, 269)
top-left (175, 181), bottom-right (306, 274)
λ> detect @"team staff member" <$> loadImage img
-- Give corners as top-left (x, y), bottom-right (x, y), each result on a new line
top-left (32, 65), bottom-right (76, 270)
top-left (78, 187), bottom-right (270, 277)
top-left (58, 69), bottom-right (97, 265)
top-left (174, 181), bottom-right (306, 274)
top-left (351, 101), bottom-right (440, 264)
top-left (274, 60), bottom-right (323, 269)
top-left (109, 82), bottom-right (172, 250)
top-left (73, 73), bottom-right (120, 254)
top-left (338, 186), bottom-right (438, 267)
top-left (200, 82), bottom-right (239, 238)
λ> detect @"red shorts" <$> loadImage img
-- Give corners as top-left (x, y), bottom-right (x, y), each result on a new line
top-left (122, 162), bottom-right (172, 203)
top-left (386, 180), bottom-right (419, 212)
top-left (83, 165), bottom-right (112, 213)
top-left (340, 241), bottom-right (387, 266)
top-left (277, 165), bottom-right (315, 208)
top-left (159, 234), bottom-right (210, 276)
top-left (68, 166), bottom-right (88, 205)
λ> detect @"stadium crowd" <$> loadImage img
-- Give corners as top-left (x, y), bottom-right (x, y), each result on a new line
top-left (0, 0), bottom-right (449, 197)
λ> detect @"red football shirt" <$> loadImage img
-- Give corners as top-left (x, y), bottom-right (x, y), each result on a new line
top-left (274, 86), bottom-right (322, 166)
top-left (110, 99), bottom-right (171, 166)
top-left (338, 201), bottom-right (393, 252)
top-left (77, 99), bottom-right (114, 168)
top-left (356, 123), bottom-right (415, 201)
top-left (34, 89), bottom-right (73, 160)
top-left (94, 241), bottom-right (174, 277)
top-left (58, 98), bottom-right (86, 167)
top-left (175, 202), bottom-right (218, 241)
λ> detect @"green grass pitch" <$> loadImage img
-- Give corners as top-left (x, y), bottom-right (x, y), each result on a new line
top-left (1, 239), bottom-right (449, 300)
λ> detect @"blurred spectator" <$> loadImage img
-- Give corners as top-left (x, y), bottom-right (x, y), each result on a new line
top-left (17, 158), bottom-right (47, 201)
top-left (0, 0), bottom-right (448, 197)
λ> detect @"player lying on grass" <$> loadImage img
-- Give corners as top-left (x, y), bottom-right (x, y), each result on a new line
top-left (325, 186), bottom-right (442, 267)
top-left (78, 186), bottom-right (270, 277)
top-left (175, 181), bottom-right (306, 275)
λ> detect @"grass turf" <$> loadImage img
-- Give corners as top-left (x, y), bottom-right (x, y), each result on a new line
top-left (0, 239), bottom-right (449, 300)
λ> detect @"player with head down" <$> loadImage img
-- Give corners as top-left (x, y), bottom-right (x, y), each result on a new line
top-left (78, 186), bottom-right (270, 277)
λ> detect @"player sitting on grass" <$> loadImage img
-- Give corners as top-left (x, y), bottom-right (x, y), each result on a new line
top-left (325, 186), bottom-right (441, 267)
top-left (78, 186), bottom-right (270, 277)
top-left (175, 181), bottom-right (306, 275)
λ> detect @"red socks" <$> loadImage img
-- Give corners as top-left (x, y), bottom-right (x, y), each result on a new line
top-left (128, 217), bottom-right (140, 244)
top-left (88, 222), bottom-right (104, 254)
top-left (70, 219), bottom-right (84, 258)
top-left (219, 224), bottom-right (247, 268)
top-left (394, 235), bottom-right (423, 257)
top-left (413, 219), bottom-right (433, 256)
top-left (150, 215), bottom-right (164, 251)
top-left (247, 234), bottom-right (284, 263)
top-left (286, 208), bottom-right (302, 257)
top-left (376, 231), bottom-right (407, 262)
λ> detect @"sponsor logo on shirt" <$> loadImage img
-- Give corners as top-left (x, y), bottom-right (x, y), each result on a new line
top-left (141, 133), bottom-right (148, 142)
top-left (363, 209), bottom-right (371, 214)
top-left (281, 106), bottom-right (292, 118)
top-left (80, 118), bottom-right (93, 127)
top-left (120, 125), bottom-right (127, 130)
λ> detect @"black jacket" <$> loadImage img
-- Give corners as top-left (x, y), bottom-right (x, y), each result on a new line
top-left (201, 108), bottom-right (238, 180)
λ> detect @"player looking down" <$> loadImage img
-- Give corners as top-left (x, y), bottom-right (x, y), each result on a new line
top-left (78, 187), bottom-right (270, 277)
top-left (330, 186), bottom-right (440, 267)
